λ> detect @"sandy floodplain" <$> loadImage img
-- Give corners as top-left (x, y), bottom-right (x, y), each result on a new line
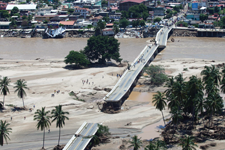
top-left (1, 37), bottom-right (225, 149)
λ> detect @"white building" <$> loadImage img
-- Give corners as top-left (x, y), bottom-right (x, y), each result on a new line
top-left (102, 29), bottom-right (114, 36)
top-left (6, 4), bottom-right (37, 11)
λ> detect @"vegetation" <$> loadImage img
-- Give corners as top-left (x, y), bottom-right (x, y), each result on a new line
top-left (84, 36), bottom-right (122, 64)
top-left (14, 79), bottom-right (29, 108)
top-left (153, 91), bottom-right (167, 125)
top-left (34, 107), bottom-right (51, 149)
top-left (128, 135), bottom-right (142, 150)
top-left (64, 50), bottom-right (89, 67)
top-left (0, 120), bottom-right (12, 146)
top-left (119, 18), bottom-right (130, 29)
top-left (156, 65), bottom-right (225, 145)
top-left (51, 105), bottom-right (69, 146)
top-left (10, 7), bottom-right (19, 16)
top-left (199, 14), bottom-right (208, 22)
top-left (0, 10), bottom-right (9, 18)
top-left (121, 4), bottom-right (149, 20)
top-left (145, 65), bottom-right (168, 86)
top-left (88, 124), bottom-right (111, 146)
top-left (176, 21), bottom-right (188, 27)
top-left (179, 135), bottom-right (197, 150)
top-left (153, 17), bottom-right (161, 23)
top-left (0, 77), bottom-right (11, 107)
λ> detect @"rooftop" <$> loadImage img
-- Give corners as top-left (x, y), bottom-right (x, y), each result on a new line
top-left (120, 0), bottom-right (145, 4)
top-left (6, 4), bottom-right (37, 10)
top-left (59, 21), bottom-right (75, 25)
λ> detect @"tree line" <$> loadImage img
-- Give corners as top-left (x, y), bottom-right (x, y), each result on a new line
top-left (64, 36), bottom-right (122, 67)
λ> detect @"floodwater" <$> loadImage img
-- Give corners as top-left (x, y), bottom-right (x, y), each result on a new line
top-left (127, 91), bottom-right (156, 105)
top-left (1, 37), bottom-right (225, 61)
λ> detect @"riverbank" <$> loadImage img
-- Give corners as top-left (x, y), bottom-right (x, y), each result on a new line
top-left (1, 57), bottom-right (225, 150)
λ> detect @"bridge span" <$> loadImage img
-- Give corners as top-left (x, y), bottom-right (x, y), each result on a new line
top-left (103, 24), bottom-right (174, 104)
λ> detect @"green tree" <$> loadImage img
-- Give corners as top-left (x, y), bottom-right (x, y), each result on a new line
top-left (155, 140), bottom-right (166, 150)
top-left (88, 124), bottom-right (111, 146)
top-left (119, 18), bottom-right (129, 29)
top-left (221, 66), bottom-right (225, 93)
top-left (139, 20), bottom-right (145, 27)
top-left (97, 19), bottom-right (106, 29)
top-left (157, 1), bottom-right (161, 5)
top-left (94, 26), bottom-right (101, 36)
top-left (145, 141), bottom-right (155, 150)
top-left (14, 79), bottom-right (29, 108)
top-left (186, 76), bottom-right (204, 124)
top-left (84, 36), bottom-right (122, 64)
top-left (176, 21), bottom-right (188, 27)
top-left (34, 107), bottom-right (51, 149)
top-left (128, 135), bottom-right (142, 150)
top-left (10, 7), bottom-right (19, 16)
top-left (154, 17), bottom-right (161, 23)
top-left (0, 10), bottom-right (9, 18)
top-left (199, 14), bottom-right (208, 22)
top-left (201, 65), bottom-right (221, 86)
top-left (0, 120), bottom-right (12, 146)
top-left (214, 6), bottom-right (220, 13)
top-left (113, 24), bottom-right (119, 34)
top-left (153, 91), bottom-right (167, 125)
top-left (28, 15), bottom-right (33, 22)
top-left (0, 77), bottom-right (10, 107)
top-left (67, 8), bottom-right (74, 14)
top-left (10, 18), bottom-right (17, 27)
top-left (145, 65), bottom-right (168, 86)
top-left (51, 105), bottom-right (69, 146)
top-left (179, 135), bottom-right (197, 150)
top-left (87, 25), bottom-right (93, 31)
top-left (64, 51), bottom-right (89, 67)
top-left (103, 16), bottom-right (110, 23)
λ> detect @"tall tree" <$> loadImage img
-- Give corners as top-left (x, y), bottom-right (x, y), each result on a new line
top-left (64, 50), bottom-right (89, 67)
top-left (51, 105), bottom-right (69, 146)
top-left (14, 79), bottom-right (29, 108)
top-left (201, 65), bottom-right (221, 86)
top-left (128, 135), bottom-right (142, 150)
top-left (221, 66), bottom-right (225, 93)
top-left (84, 36), bottom-right (122, 64)
top-left (153, 91), bottom-right (167, 125)
top-left (10, 7), bottom-right (19, 16)
top-left (179, 135), bottom-right (197, 150)
top-left (119, 18), bottom-right (129, 29)
top-left (0, 120), bottom-right (12, 146)
top-left (0, 77), bottom-right (11, 107)
top-left (34, 107), bottom-right (51, 149)
top-left (144, 141), bottom-right (155, 150)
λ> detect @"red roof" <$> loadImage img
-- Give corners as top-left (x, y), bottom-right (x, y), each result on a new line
top-left (59, 21), bottom-right (75, 26)
top-left (106, 23), bottom-right (114, 26)
top-left (120, 0), bottom-right (145, 4)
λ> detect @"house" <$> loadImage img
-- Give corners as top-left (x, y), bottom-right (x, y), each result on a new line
top-left (119, 0), bottom-right (145, 11)
top-left (102, 28), bottom-right (114, 36)
top-left (90, 15), bottom-right (103, 26)
top-left (153, 7), bottom-right (165, 16)
top-left (74, 7), bottom-right (91, 19)
top-left (106, 23), bottom-right (113, 28)
top-left (0, 21), bottom-right (10, 29)
top-left (59, 21), bottom-right (75, 28)
top-left (35, 15), bottom-right (57, 22)
top-left (186, 13), bottom-right (200, 21)
top-left (0, 1), bottom-right (7, 10)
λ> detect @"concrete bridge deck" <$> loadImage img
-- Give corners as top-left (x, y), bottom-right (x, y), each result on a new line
top-left (104, 25), bottom-right (173, 102)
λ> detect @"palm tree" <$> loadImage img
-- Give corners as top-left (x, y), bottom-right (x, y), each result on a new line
top-left (221, 66), bottom-right (225, 93)
top-left (144, 141), bottom-right (155, 150)
top-left (51, 105), bottom-right (69, 146)
top-left (0, 120), bottom-right (12, 146)
top-left (201, 65), bottom-right (221, 86)
top-left (155, 140), bottom-right (166, 150)
top-left (34, 107), bottom-right (51, 149)
top-left (153, 91), bottom-right (167, 125)
top-left (14, 79), bottom-right (29, 108)
top-left (0, 77), bottom-right (11, 107)
top-left (179, 135), bottom-right (197, 150)
top-left (128, 135), bottom-right (142, 150)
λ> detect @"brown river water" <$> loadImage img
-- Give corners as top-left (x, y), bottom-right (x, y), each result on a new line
top-left (1, 37), bottom-right (225, 61)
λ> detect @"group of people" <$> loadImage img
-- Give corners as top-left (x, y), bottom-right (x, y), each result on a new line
top-left (82, 79), bottom-right (94, 85)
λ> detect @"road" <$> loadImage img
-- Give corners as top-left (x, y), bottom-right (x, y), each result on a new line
top-left (65, 123), bottom-right (99, 150)
top-left (104, 25), bottom-right (173, 102)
